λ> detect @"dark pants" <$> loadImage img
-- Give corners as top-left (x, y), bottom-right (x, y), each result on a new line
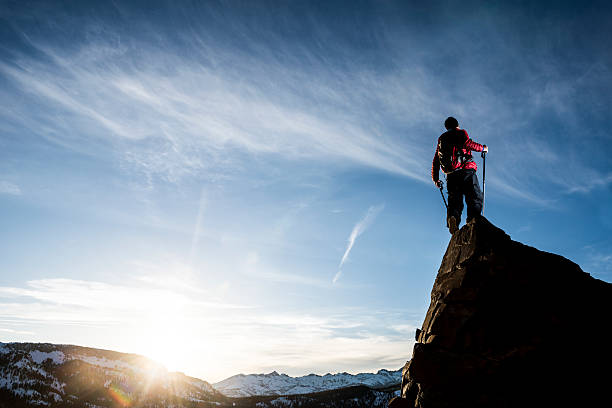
top-left (447, 169), bottom-right (483, 224)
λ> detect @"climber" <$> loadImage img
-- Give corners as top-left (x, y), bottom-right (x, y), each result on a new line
top-left (432, 117), bottom-right (488, 234)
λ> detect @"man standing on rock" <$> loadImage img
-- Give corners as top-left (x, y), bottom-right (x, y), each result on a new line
top-left (432, 116), bottom-right (488, 234)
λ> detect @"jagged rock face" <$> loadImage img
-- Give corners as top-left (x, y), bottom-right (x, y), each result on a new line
top-left (394, 217), bottom-right (612, 408)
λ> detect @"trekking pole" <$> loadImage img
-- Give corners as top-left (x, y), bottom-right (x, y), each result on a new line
top-left (481, 150), bottom-right (486, 214)
top-left (438, 181), bottom-right (448, 210)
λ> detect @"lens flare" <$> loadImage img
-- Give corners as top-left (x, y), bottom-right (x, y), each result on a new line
top-left (109, 383), bottom-right (132, 407)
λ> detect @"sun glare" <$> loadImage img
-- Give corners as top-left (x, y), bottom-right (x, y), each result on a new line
top-left (138, 315), bottom-right (190, 372)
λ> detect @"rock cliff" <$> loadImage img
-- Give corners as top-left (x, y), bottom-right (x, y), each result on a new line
top-left (390, 217), bottom-right (612, 408)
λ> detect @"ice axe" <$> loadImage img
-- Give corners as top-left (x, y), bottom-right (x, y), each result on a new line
top-left (438, 180), bottom-right (448, 210)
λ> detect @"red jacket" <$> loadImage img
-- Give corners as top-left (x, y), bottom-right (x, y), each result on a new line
top-left (432, 128), bottom-right (484, 183)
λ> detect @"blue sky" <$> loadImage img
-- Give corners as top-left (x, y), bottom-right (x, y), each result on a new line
top-left (1, 0), bottom-right (611, 382)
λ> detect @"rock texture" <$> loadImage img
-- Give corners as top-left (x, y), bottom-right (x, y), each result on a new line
top-left (390, 217), bottom-right (612, 408)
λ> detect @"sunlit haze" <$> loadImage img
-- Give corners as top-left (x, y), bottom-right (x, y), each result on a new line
top-left (1, 0), bottom-right (611, 383)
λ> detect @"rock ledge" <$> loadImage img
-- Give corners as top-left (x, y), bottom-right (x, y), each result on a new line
top-left (390, 217), bottom-right (612, 408)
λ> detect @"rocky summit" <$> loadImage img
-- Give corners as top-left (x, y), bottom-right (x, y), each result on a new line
top-left (390, 217), bottom-right (612, 408)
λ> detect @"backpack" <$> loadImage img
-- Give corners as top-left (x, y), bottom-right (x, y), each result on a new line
top-left (437, 135), bottom-right (471, 174)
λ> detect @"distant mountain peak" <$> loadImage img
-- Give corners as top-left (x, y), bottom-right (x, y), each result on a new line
top-left (213, 368), bottom-right (402, 397)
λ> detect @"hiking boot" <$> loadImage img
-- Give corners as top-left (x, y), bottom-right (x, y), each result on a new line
top-left (447, 216), bottom-right (458, 234)
top-left (467, 215), bottom-right (482, 224)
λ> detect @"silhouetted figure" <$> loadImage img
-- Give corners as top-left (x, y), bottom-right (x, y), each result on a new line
top-left (432, 117), bottom-right (488, 234)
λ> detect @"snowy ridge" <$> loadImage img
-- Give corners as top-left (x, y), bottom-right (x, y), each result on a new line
top-left (213, 368), bottom-right (402, 397)
top-left (29, 350), bottom-right (66, 365)
top-left (1, 342), bottom-right (400, 407)
top-left (0, 342), bottom-right (221, 406)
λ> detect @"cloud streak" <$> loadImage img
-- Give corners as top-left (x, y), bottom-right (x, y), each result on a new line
top-left (0, 33), bottom-right (427, 189)
top-left (334, 204), bottom-right (385, 284)
top-left (0, 181), bottom-right (21, 195)
top-left (2, 3), bottom-right (608, 207)
top-left (0, 278), bottom-right (246, 323)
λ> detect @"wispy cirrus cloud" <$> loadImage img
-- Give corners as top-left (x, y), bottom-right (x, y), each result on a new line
top-left (0, 327), bottom-right (34, 335)
top-left (0, 181), bottom-right (21, 195)
top-left (334, 204), bottom-right (385, 284)
top-left (2, 1), bottom-right (611, 211)
top-left (563, 172), bottom-right (612, 194)
top-left (0, 278), bottom-right (246, 321)
top-left (0, 34), bottom-right (427, 188)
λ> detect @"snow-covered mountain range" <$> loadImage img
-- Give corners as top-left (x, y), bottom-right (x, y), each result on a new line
top-left (213, 369), bottom-right (402, 397)
top-left (0, 342), bottom-right (401, 407)
top-left (0, 342), bottom-right (224, 407)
